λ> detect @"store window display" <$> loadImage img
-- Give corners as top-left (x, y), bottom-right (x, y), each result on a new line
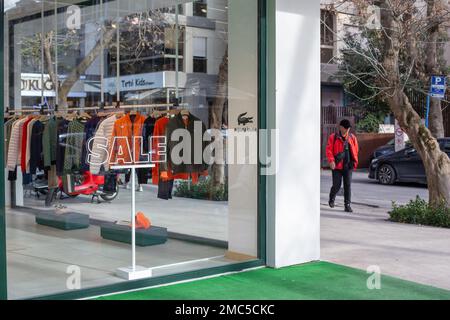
top-left (3, 0), bottom-right (260, 299)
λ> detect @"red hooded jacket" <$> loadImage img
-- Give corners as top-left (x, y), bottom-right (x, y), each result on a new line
top-left (326, 133), bottom-right (359, 170)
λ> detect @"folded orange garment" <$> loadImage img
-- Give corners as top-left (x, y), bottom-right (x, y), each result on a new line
top-left (135, 212), bottom-right (151, 230)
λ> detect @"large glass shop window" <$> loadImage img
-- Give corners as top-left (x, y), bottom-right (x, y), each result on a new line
top-left (3, 0), bottom-right (259, 299)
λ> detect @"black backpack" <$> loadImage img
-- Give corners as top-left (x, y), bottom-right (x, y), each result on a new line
top-left (333, 133), bottom-right (354, 165)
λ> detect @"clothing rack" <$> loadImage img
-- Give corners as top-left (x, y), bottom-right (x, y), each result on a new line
top-left (5, 102), bottom-right (189, 114)
top-left (5, 109), bottom-right (43, 114)
top-left (117, 103), bottom-right (187, 110)
top-left (4, 105), bottom-right (46, 114)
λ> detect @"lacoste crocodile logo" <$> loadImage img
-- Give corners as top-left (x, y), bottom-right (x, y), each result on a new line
top-left (238, 112), bottom-right (254, 126)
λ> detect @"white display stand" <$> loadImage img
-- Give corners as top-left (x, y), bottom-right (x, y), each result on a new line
top-left (111, 163), bottom-right (155, 281)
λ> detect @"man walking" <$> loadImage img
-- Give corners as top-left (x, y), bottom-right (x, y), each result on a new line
top-left (326, 119), bottom-right (359, 213)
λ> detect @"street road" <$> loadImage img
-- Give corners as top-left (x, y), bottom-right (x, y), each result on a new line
top-left (321, 170), bottom-right (428, 209)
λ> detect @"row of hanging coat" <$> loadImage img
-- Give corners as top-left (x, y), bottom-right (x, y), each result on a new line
top-left (4, 109), bottom-right (210, 198)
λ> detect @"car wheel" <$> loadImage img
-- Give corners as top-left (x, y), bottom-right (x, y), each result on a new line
top-left (378, 164), bottom-right (396, 185)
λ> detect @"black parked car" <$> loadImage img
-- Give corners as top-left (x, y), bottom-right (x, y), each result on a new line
top-left (369, 138), bottom-right (450, 185)
top-left (370, 139), bottom-right (412, 162)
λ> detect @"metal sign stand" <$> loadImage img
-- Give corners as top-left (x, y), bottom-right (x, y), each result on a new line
top-left (112, 163), bottom-right (155, 281)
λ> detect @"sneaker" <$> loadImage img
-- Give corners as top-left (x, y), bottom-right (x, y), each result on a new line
top-left (345, 205), bottom-right (353, 213)
top-left (125, 183), bottom-right (131, 190)
top-left (137, 185), bottom-right (143, 192)
top-left (329, 200), bottom-right (335, 208)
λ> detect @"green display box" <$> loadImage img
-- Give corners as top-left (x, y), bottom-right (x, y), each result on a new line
top-left (100, 223), bottom-right (168, 247)
top-left (36, 212), bottom-right (90, 230)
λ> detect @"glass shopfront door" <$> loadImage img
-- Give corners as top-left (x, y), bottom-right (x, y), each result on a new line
top-left (2, 0), bottom-right (264, 299)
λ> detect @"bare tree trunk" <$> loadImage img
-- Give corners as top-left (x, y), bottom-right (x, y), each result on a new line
top-left (57, 26), bottom-right (117, 110)
top-left (425, 0), bottom-right (445, 138)
top-left (387, 92), bottom-right (450, 207)
top-left (42, 31), bottom-right (59, 93)
top-left (428, 98), bottom-right (445, 138)
top-left (210, 49), bottom-right (228, 188)
top-left (380, 0), bottom-right (450, 208)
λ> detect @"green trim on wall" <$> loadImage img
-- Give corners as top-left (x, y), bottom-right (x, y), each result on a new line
top-left (265, 0), bottom-right (276, 267)
top-left (0, 0), bottom-right (8, 301)
top-left (257, 0), bottom-right (267, 263)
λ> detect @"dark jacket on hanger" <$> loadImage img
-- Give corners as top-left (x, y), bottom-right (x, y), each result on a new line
top-left (157, 180), bottom-right (174, 200)
top-left (43, 117), bottom-right (58, 169)
top-left (142, 116), bottom-right (157, 153)
top-left (162, 113), bottom-right (210, 175)
top-left (29, 120), bottom-right (45, 174)
top-left (81, 116), bottom-right (101, 172)
top-left (56, 119), bottom-right (70, 176)
top-left (64, 119), bottom-right (86, 174)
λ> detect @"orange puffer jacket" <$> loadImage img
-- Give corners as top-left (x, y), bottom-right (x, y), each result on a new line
top-left (110, 113), bottom-right (146, 165)
top-left (326, 133), bottom-right (359, 170)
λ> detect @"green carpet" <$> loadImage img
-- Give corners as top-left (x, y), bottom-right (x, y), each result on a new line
top-left (97, 262), bottom-right (450, 300)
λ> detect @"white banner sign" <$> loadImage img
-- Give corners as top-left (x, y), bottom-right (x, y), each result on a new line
top-left (21, 73), bottom-right (86, 98)
top-left (104, 72), bottom-right (164, 94)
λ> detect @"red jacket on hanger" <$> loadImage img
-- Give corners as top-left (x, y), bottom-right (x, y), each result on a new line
top-left (151, 116), bottom-right (192, 184)
top-left (20, 117), bottom-right (34, 173)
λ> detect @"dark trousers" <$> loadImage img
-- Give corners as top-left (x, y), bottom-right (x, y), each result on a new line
top-left (329, 169), bottom-right (353, 205)
top-left (125, 169), bottom-right (149, 185)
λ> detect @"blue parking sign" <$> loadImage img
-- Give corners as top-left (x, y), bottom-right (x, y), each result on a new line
top-left (431, 76), bottom-right (446, 86)
top-left (430, 76), bottom-right (447, 99)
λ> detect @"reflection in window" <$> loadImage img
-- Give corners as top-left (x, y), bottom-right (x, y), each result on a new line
top-left (193, 37), bottom-right (207, 73)
top-left (4, 0), bottom-right (260, 300)
top-left (321, 9), bottom-right (335, 64)
top-left (109, 10), bottom-right (185, 77)
top-left (193, 0), bottom-right (207, 18)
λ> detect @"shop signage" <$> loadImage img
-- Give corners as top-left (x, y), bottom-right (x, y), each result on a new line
top-left (20, 73), bottom-right (86, 98)
top-left (21, 73), bottom-right (54, 92)
top-left (238, 112), bottom-right (254, 126)
top-left (104, 72), bottom-right (164, 94)
top-left (235, 112), bottom-right (257, 133)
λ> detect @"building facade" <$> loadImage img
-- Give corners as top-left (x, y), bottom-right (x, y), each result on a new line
top-left (320, 0), bottom-right (357, 108)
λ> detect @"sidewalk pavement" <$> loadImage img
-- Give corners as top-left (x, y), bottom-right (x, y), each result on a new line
top-left (321, 170), bottom-right (450, 290)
